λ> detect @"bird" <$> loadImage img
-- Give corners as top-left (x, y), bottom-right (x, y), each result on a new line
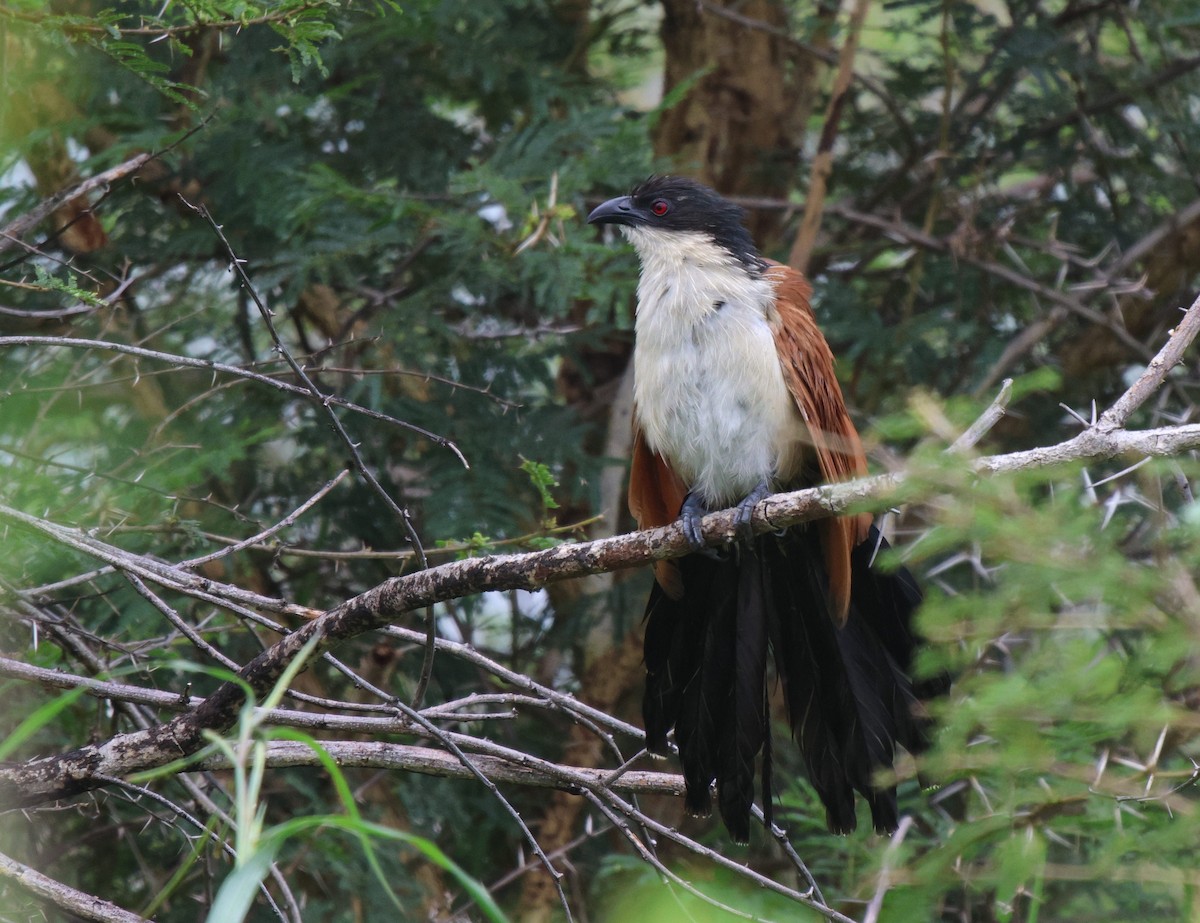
top-left (587, 175), bottom-right (928, 841)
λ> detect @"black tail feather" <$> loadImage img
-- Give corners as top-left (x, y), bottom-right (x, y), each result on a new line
top-left (641, 523), bottom-right (928, 838)
top-left (715, 548), bottom-right (770, 842)
top-left (762, 530), bottom-right (861, 833)
top-left (677, 558), bottom-right (739, 817)
top-left (643, 581), bottom-right (695, 754)
top-left (761, 699), bottom-right (774, 831)
top-left (643, 554), bottom-right (723, 755)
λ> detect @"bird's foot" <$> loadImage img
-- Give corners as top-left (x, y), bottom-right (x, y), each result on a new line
top-left (733, 480), bottom-right (771, 545)
top-left (679, 492), bottom-right (732, 559)
top-left (679, 491), bottom-right (711, 552)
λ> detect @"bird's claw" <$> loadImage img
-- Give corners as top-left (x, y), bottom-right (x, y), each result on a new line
top-left (679, 492), bottom-right (730, 559)
top-left (733, 481), bottom-right (771, 545)
top-left (680, 485), bottom-right (770, 554)
top-left (679, 492), bottom-right (709, 552)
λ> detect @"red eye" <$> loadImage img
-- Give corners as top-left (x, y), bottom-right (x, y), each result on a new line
top-left (651, 199), bottom-right (670, 217)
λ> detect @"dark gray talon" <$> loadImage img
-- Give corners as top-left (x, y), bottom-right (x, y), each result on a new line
top-left (680, 490), bottom-right (731, 557)
top-left (733, 480), bottom-right (771, 545)
top-left (679, 491), bottom-right (708, 551)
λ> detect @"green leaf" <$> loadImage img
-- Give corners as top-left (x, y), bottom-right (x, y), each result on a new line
top-left (519, 456), bottom-right (560, 511)
top-left (0, 686), bottom-right (87, 761)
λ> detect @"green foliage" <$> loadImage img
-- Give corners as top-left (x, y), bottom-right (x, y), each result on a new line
top-left (2, 1), bottom-right (342, 95)
top-left (814, 445), bottom-right (1200, 921)
top-left (520, 456), bottom-right (561, 510)
top-left (598, 856), bottom-right (823, 922)
top-left (190, 639), bottom-right (505, 923)
top-left (0, 684), bottom-right (87, 761)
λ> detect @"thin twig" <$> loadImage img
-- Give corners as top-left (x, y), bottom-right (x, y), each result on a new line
top-left (1098, 289), bottom-right (1200, 431)
top-left (862, 815), bottom-right (914, 923)
top-left (195, 740), bottom-right (683, 797)
top-left (975, 309), bottom-right (1066, 397)
top-left (1110, 197), bottom-right (1200, 278)
top-left (824, 202), bottom-right (1157, 362)
top-left (96, 774), bottom-right (293, 923)
top-left (0, 154), bottom-right (151, 257)
top-left (181, 469), bottom-right (350, 568)
top-left (0, 335), bottom-right (466, 461)
top-left (470, 819), bottom-right (611, 910)
top-left (752, 805), bottom-right (825, 904)
top-left (584, 791), bottom-right (767, 922)
top-left (101, 512), bottom-right (599, 562)
top-left (594, 789), bottom-right (861, 923)
top-left (0, 641), bottom-right (643, 741)
top-left (124, 573), bottom-right (240, 670)
top-left (952, 379), bottom-right (1014, 452)
top-left (0, 849), bottom-right (145, 923)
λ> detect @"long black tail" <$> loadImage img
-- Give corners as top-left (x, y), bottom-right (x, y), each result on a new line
top-left (642, 524), bottom-right (927, 840)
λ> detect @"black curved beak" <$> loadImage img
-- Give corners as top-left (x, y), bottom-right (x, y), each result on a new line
top-left (587, 195), bottom-right (640, 226)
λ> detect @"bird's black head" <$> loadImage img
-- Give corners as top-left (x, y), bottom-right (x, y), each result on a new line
top-left (587, 175), bottom-right (763, 271)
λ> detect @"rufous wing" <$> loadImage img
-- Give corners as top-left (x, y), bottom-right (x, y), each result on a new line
top-left (766, 260), bottom-right (872, 622)
top-left (629, 424), bottom-right (689, 600)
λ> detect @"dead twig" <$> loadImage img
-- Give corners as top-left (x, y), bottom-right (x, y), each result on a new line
top-left (953, 379), bottom-right (1015, 452)
top-left (0, 850), bottom-right (145, 923)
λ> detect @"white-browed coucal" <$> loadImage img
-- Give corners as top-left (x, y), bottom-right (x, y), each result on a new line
top-left (587, 175), bottom-right (927, 840)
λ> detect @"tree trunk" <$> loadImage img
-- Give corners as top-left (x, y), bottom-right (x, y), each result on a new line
top-left (653, 0), bottom-right (833, 244)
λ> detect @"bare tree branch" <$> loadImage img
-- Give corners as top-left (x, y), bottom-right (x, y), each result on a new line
top-left (1098, 290), bottom-right (1200, 430)
top-left (195, 740), bottom-right (684, 796)
top-left (0, 335), bottom-right (465, 462)
top-left (952, 379), bottom-right (1014, 452)
top-left (0, 848), bottom-right (145, 923)
top-left (181, 469), bottom-right (351, 568)
top-left (0, 154), bottom-right (151, 257)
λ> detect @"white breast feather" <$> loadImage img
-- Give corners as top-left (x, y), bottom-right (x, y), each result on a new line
top-left (624, 226), bottom-right (806, 506)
